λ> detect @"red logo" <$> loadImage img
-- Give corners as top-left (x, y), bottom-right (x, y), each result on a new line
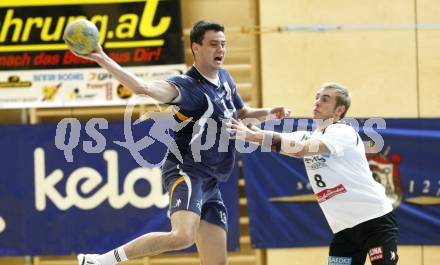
top-left (367, 146), bottom-right (403, 208)
top-left (368, 246), bottom-right (384, 261)
top-left (316, 184), bottom-right (346, 203)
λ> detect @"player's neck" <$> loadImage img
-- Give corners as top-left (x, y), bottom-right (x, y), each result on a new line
top-left (193, 62), bottom-right (219, 79)
top-left (315, 116), bottom-right (341, 131)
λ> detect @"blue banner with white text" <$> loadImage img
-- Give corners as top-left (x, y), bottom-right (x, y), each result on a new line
top-left (242, 118), bottom-right (440, 248)
top-left (0, 120), bottom-right (239, 255)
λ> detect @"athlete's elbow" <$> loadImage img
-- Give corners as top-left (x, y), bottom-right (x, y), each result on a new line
top-left (136, 84), bottom-right (151, 96)
top-left (280, 151), bottom-right (304, 158)
top-left (122, 84), bottom-right (147, 96)
top-left (290, 149), bottom-right (308, 158)
top-left (280, 145), bottom-right (308, 158)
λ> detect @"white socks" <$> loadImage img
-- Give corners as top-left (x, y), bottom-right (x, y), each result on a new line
top-left (96, 246), bottom-right (128, 265)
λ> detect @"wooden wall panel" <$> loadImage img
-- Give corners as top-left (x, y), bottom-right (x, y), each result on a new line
top-left (416, 0), bottom-right (440, 117)
top-left (180, 0), bottom-right (257, 104)
top-left (0, 109), bottom-right (23, 124)
top-left (0, 257), bottom-right (26, 265)
top-left (423, 246), bottom-right (440, 265)
top-left (180, 0), bottom-right (253, 60)
top-left (259, 0), bottom-right (418, 117)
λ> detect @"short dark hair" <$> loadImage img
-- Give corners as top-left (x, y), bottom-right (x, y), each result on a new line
top-left (190, 20), bottom-right (224, 46)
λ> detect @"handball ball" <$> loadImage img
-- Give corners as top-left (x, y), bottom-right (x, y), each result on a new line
top-left (63, 19), bottom-right (99, 55)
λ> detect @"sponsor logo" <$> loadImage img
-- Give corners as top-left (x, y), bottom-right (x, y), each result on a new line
top-left (316, 184), bottom-right (346, 203)
top-left (390, 251), bottom-right (397, 261)
top-left (68, 88), bottom-right (80, 100)
top-left (367, 146), bottom-right (403, 208)
top-left (304, 156), bottom-right (326, 164)
top-left (86, 82), bottom-right (112, 90)
top-left (305, 156), bottom-right (328, 170)
top-left (0, 0), bottom-right (183, 71)
top-left (68, 88), bottom-right (98, 101)
top-left (0, 75), bottom-right (32, 88)
top-left (328, 256), bottom-right (352, 265)
top-left (116, 84), bottom-right (133, 99)
top-left (173, 198), bottom-right (182, 208)
top-left (368, 246), bottom-right (384, 262)
top-left (134, 68), bottom-right (184, 80)
top-left (0, 0), bottom-right (170, 51)
top-left (133, 47), bottom-right (162, 63)
top-left (89, 72), bottom-right (112, 81)
top-left (34, 148), bottom-right (168, 210)
top-left (33, 73), bottom-right (84, 82)
top-left (219, 211), bottom-right (227, 224)
top-left (42, 83), bottom-right (61, 101)
top-left (195, 200), bottom-right (202, 211)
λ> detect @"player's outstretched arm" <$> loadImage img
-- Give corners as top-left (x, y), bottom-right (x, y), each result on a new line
top-left (72, 45), bottom-right (179, 103)
top-left (227, 118), bottom-right (330, 157)
top-left (237, 105), bottom-right (291, 121)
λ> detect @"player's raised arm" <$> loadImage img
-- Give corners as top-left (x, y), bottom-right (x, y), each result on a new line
top-left (72, 45), bottom-right (179, 104)
top-left (237, 105), bottom-right (291, 121)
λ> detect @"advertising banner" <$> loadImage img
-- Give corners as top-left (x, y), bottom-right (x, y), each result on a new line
top-left (0, 0), bottom-right (185, 108)
top-left (0, 120), bottom-right (239, 255)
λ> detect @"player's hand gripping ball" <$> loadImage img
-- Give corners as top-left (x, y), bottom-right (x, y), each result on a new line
top-left (63, 19), bottom-right (99, 55)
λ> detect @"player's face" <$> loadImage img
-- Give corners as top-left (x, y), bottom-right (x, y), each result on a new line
top-left (313, 88), bottom-right (344, 120)
top-left (193, 30), bottom-right (226, 71)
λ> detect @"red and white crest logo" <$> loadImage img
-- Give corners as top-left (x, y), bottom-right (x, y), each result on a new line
top-left (367, 146), bottom-right (403, 208)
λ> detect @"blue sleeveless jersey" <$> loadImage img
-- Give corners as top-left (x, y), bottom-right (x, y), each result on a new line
top-left (163, 66), bottom-right (244, 181)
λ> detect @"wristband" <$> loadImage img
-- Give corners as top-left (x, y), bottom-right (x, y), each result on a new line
top-left (271, 138), bottom-right (282, 153)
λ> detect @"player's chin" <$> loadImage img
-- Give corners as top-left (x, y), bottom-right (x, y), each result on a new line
top-left (313, 113), bottom-right (323, 120)
top-left (312, 111), bottom-right (319, 119)
top-left (213, 60), bottom-right (223, 68)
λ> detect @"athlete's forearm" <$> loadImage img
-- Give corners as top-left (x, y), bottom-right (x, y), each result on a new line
top-left (238, 106), bottom-right (271, 121)
top-left (96, 54), bottom-right (149, 95)
top-left (270, 132), bottom-right (302, 157)
top-left (96, 54), bottom-right (178, 103)
top-left (271, 135), bottom-right (330, 158)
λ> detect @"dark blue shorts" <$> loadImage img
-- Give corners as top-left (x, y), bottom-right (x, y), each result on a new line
top-left (162, 160), bottom-right (228, 232)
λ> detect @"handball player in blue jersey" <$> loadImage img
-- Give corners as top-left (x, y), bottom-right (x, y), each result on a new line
top-left (74, 20), bottom-right (290, 265)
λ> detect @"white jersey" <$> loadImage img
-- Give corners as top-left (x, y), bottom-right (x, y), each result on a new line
top-left (288, 123), bottom-right (393, 233)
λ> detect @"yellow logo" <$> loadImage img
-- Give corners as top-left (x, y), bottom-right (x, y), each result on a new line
top-left (0, 0), bottom-right (171, 52)
top-left (0, 75), bottom-right (32, 88)
top-left (42, 83), bottom-right (61, 101)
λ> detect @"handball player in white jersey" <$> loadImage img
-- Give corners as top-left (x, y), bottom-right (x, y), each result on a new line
top-left (228, 82), bottom-right (398, 265)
